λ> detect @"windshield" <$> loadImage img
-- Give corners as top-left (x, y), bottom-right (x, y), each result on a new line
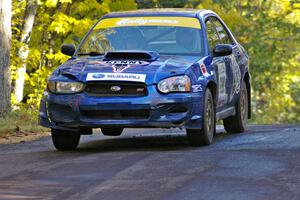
top-left (77, 17), bottom-right (204, 56)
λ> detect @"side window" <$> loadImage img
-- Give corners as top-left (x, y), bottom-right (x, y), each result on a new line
top-left (205, 19), bottom-right (220, 50)
top-left (210, 17), bottom-right (234, 45)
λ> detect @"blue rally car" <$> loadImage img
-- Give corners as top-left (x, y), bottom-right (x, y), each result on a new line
top-left (39, 9), bottom-right (251, 150)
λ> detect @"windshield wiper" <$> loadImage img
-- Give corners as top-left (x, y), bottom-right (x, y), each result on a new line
top-left (77, 51), bottom-right (104, 56)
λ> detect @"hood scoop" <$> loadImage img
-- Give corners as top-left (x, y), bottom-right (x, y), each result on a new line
top-left (104, 51), bottom-right (159, 62)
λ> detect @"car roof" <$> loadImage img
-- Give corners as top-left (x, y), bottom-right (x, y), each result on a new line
top-left (103, 8), bottom-right (214, 19)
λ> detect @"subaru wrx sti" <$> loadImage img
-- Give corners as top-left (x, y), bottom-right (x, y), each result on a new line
top-left (39, 9), bottom-right (251, 150)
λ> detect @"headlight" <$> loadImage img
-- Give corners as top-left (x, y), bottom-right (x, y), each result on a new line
top-left (47, 81), bottom-right (84, 94)
top-left (157, 75), bottom-right (191, 93)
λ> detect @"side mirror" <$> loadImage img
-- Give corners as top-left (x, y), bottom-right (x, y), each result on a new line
top-left (213, 44), bottom-right (232, 57)
top-left (61, 44), bottom-right (76, 56)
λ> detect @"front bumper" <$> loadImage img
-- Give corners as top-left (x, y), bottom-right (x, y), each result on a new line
top-left (39, 85), bottom-right (204, 131)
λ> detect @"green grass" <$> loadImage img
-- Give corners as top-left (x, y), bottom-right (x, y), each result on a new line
top-left (0, 109), bottom-right (48, 136)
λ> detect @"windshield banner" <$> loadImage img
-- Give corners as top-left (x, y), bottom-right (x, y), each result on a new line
top-left (95, 17), bottom-right (201, 29)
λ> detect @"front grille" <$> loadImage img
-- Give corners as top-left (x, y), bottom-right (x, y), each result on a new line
top-left (85, 82), bottom-right (147, 97)
top-left (80, 109), bottom-right (150, 120)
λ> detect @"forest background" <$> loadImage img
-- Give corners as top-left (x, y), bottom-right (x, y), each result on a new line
top-left (0, 0), bottom-right (300, 134)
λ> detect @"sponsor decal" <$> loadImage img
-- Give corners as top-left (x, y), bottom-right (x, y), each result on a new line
top-left (231, 55), bottom-right (241, 94)
top-left (192, 84), bottom-right (203, 92)
top-left (229, 55), bottom-right (241, 101)
top-left (86, 73), bottom-right (146, 82)
top-left (216, 62), bottom-right (228, 107)
top-left (104, 60), bottom-right (148, 73)
top-left (112, 64), bottom-right (131, 73)
top-left (104, 60), bottom-right (146, 65)
top-left (95, 17), bottom-right (201, 29)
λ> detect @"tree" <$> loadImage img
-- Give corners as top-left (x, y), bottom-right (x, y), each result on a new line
top-left (13, 0), bottom-right (37, 103)
top-left (0, 0), bottom-right (12, 116)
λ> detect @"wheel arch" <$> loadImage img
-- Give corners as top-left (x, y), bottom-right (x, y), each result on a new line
top-left (206, 81), bottom-right (218, 106)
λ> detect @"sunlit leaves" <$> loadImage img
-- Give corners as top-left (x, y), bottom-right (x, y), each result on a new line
top-left (44, 0), bottom-right (58, 7)
top-left (48, 13), bottom-right (78, 35)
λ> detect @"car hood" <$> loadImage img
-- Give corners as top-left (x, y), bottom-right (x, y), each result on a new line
top-left (55, 55), bottom-right (201, 85)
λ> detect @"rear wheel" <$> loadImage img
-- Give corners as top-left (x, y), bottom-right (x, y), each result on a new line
top-left (223, 80), bottom-right (248, 133)
top-left (101, 128), bottom-right (123, 136)
top-left (187, 89), bottom-right (215, 146)
top-left (51, 129), bottom-right (80, 150)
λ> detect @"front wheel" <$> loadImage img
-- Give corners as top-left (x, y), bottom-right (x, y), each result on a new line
top-left (51, 129), bottom-right (80, 150)
top-left (223, 80), bottom-right (248, 133)
top-left (187, 89), bottom-right (215, 146)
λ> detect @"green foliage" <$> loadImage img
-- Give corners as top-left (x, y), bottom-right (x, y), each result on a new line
top-left (10, 0), bottom-right (300, 124)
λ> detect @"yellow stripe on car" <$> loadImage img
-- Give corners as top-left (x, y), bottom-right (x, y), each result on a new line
top-left (95, 17), bottom-right (201, 29)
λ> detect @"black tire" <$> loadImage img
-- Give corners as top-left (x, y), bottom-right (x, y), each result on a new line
top-left (187, 89), bottom-right (215, 146)
top-left (101, 128), bottom-right (124, 136)
top-left (223, 80), bottom-right (248, 133)
top-left (51, 129), bottom-right (80, 150)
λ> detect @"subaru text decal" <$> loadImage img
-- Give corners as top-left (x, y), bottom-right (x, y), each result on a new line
top-left (86, 73), bottom-right (146, 82)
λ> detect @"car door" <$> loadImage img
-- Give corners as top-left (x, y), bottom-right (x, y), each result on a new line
top-left (210, 17), bottom-right (242, 106)
top-left (205, 17), bottom-right (231, 111)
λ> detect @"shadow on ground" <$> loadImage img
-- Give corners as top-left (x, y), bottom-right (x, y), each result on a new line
top-left (72, 129), bottom-right (231, 153)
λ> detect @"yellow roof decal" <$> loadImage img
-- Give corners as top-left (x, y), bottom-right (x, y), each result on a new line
top-left (95, 17), bottom-right (201, 29)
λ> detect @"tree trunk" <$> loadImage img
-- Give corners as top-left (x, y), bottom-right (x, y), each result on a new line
top-left (0, 0), bottom-right (12, 116)
top-left (14, 0), bottom-right (37, 103)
